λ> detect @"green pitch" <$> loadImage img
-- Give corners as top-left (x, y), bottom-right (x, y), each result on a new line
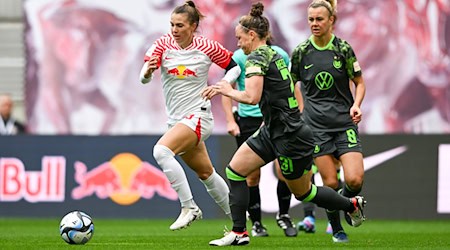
top-left (1, 218), bottom-right (449, 249)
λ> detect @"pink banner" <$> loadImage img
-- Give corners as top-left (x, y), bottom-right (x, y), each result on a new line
top-left (24, 0), bottom-right (450, 134)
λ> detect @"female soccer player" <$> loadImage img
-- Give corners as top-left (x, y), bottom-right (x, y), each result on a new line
top-left (290, 0), bottom-right (367, 243)
top-left (221, 45), bottom-right (298, 238)
top-left (203, 2), bottom-right (366, 246)
top-left (139, 0), bottom-right (241, 231)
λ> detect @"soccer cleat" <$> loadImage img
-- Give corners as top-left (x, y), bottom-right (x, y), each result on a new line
top-left (209, 231), bottom-right (250, 246)
top-left (332, 231), bottom-right (349, 243)
top-left (169, 206), bottom-right (203, 230)
top-left (297, 216), bottom-right (316, 233)
top-left (326, 222), bottom-right (333, 234)
top-left (346, 196), bottom-right (366, 227)
top-left (276, 214), bottom-right (298, 237)
top-left (251, 221), bottom-right (269, 237)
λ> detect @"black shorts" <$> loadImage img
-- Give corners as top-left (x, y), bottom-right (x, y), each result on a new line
top-left (235, 116), bottom-right (263, 147)
top-left (246, 125), bottom-right (315, 180)
top-left (312, 127), bottom-right (363, 158)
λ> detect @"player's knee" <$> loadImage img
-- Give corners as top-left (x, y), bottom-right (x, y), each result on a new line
top-left (246, 179), bottom-right (259, 186)
top-left (197, 169), bottom-right (213, 180)
top-left (246, 172), bottom-right (260, 186)
top-left (345, 177), bottom-right (363, 191)
top-left (296, 184), bottom-right (316, 202)
top-left (153, 144), bottom-right (174, 165)
top-left (323, 177), bottom-right (340, 189)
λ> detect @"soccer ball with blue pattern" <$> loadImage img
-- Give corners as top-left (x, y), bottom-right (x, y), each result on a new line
top-left (59, 211), bottom-right (94, 244)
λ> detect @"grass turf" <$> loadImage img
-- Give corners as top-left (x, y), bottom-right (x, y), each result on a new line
top-left (1, 218), bottom-right (449, 249)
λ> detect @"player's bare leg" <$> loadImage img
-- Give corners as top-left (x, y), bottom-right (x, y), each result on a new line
top-left (182, 142), bottom-right (231, 218)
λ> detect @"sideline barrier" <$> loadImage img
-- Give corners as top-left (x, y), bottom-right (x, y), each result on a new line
top-left (1, 135), bottom-right (449, 219)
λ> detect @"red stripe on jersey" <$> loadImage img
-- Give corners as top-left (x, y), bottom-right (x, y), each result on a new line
top-left (195, 116), bottom-right (202, 145)
top-left (144, 34), bottom-right (232, 68)
top-left (192, 36), bottom-right (232, 69)
top-left (143, 34), bottom-right (178, 62)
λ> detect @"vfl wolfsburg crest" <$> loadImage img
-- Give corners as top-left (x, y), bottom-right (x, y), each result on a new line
top-left (314, 145), bottom-right (320, 153)
top-left (333, 56), bottom-right (342, 69)
top-left (314, 71), bottom-right (334, 90)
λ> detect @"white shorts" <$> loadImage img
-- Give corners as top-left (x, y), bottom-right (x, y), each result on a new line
top-left (169, 111), bottom-right (214, 143)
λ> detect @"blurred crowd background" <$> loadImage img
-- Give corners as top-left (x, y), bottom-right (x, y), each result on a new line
top-left (1, 0), bottom-right (450, 135)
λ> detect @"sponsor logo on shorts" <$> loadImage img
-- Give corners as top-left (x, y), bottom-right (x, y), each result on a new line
top-left (314, 145), bottom-right (320, 153)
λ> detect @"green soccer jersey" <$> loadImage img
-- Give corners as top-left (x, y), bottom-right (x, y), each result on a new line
top-left (290, 35), bottom-right (362, 131)
top-left (245, 45), bottom-right (302, 139)
top-left (233, 46), bottom-right (290, 118)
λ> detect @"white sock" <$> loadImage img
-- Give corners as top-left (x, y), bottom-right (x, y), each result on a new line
top-left (153, 144), bottom-right (194, 205)
top-left (201, 170), bottom-right (231, 215)
top-left (181, 199), bottom-right (197, 208)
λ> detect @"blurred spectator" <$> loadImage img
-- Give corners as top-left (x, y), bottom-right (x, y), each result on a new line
top-left (0, 94), bottom-right (26, 135)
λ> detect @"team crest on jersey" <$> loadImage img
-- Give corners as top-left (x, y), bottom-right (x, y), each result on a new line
top-left (167, 65), bottom-right (197, 79)
top-left (333, 56), bottom-right (342, 69)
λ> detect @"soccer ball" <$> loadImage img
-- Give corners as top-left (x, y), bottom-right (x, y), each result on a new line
top-left (59, 211), bottom-right (94, 244)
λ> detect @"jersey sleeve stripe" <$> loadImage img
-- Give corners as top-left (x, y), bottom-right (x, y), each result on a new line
top-left (144, 35), bottom-right (171, 61)
top-left (196, 37), bottom-right (232, 69)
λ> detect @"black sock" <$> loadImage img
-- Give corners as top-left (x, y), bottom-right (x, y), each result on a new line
top-left (277, 180), bottom-right (291, 215)
top-left (342, 184), bottom-right (362, 198)
top-left (326, 188), bottom-right (344, 234)
top-left (299, 185), bottom-right (353, 212)
top-left (303, 202), bottom-right (316, 218)
top-left (248, 185), bottom-right (261, 223)
top-left (303, 174), bottom-right (316, 218)
top-left (229, 179), bottom-right (249, 233)
top-left (326, 209), bottom-right (343, 234)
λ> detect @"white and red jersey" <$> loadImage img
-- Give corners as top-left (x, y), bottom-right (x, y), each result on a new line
top-left (144, 34), bottom-right (233, 125)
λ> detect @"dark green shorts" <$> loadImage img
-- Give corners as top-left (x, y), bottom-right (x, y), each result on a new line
top-left (235, 115), bottom-right (263, 147)
top-left (246, 125), bottom-right (314, 179)
top-left (312, 127), bottom-right (363, 158)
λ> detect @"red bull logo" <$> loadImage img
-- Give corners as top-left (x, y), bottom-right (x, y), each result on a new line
top-left (167, 65), bottom-right (197, 79)
top-left (72, 153), bottom-right (177, 205)
top-left (0, 157), bottom-right (66, 202)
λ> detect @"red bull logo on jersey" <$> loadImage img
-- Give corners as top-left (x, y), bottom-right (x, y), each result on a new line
top-left (167, 65), bottom-right (197, 79)
top-left (72, 153), bottom-right (178, 205)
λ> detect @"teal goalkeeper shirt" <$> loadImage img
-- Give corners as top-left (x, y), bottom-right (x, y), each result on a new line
top-left (233, 46), bottom-right (290, 117)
